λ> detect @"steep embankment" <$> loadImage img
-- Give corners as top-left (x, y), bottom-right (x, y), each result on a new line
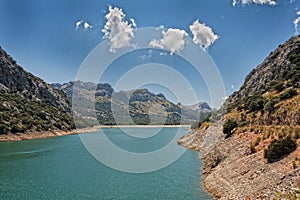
top-left (0, 47), bottom-right (75, 140)
top-left (179, 35), bottom-right (300, 199)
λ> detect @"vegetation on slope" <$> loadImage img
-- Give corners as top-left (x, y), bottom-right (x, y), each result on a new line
top-left (213, 36), bottom-right (300, 163)
top-left (0, 47), bottom-right (75, 135)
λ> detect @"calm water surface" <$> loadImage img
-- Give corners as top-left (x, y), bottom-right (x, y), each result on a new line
top-left (0, 127), bottom-right (212, 200)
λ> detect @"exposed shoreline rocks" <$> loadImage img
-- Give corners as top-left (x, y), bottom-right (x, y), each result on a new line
top-left (178, 125), bottom-right (300, 199)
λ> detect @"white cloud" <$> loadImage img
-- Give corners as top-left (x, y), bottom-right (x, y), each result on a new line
top-left (75, 20), bottom-right (92, 30)
top-left (75, 20), bottom-right (83, 30)
top-left (189, 20), bottom-right (218, 50)
top-left (233, 0), bottom-right (277, 6)
top-left (149, 28), bottom-right (188, 55)
top-left (156, 25), bottom-right (164, 30)
top-left (102, 6), bottom-right (136, 53)
top-left (294, 11), bottom-right (300, 35)
top-left (130, 18), bottom-right (137, 28)
top-left (84, 22), bottom-right (92, 29)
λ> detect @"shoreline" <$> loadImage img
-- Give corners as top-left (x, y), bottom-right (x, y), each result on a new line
top-left (0, 125), bottom-right (190, 142)
top-left (178, 125), bottom-right (300, 199)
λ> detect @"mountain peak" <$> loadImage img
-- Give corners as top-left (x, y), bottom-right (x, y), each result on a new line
top-left (0, 46), bottom-right (75, 135)
top-left (228, 35), bottom-right (300, 104)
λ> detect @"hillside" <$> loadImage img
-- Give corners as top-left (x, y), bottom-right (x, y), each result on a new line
top-left (178, 35), bottom-right (300, 199)
top-left (53, 81), bottom-right (211, 126)
top-left (0, 47), bottom-right (75, 137)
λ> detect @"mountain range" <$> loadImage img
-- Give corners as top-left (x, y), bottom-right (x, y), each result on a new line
top-left (0, 46), bottom-right (211, 136)
top-left (52, 81), bottom-right (211, 126)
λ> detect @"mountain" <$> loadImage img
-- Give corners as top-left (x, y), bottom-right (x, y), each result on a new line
top-left (178, 35), bottom-right (300, 199)
top-left (0, 47), bottom-right (75, 135)
top-left (53, 81), bottom-right (211, 125)
top-left (185, 102), bottom-right (212, 113)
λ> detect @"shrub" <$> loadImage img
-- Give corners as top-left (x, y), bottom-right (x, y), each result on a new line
top-left (0, 124), bottom-right (8, 134)
top-left (249, 98), bottom-right (265, 113)
top-left (255, 137), bottom-right (261, 146)
top-left (273, 82), bottom-right (285, 93)
top-left (239, 121), bottom-right (249, 127)
top-left (11, 124), bottom-right (25, 133)
top-left (264, 137), bottom-right (297, 163)
top-left (250, 142), bottom-right (257, 154)
top-left (264, 98), bottom-right (277, 114)
top-left (279, 89), bottom-right (298, 101)
top-left (223, 119), bottom-right (238, 135)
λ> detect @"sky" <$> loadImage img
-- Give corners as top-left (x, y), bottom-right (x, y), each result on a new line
top-left (0, 0), bottom-right (299, 107)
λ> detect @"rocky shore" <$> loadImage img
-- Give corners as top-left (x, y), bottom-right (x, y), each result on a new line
top-left (178, 125), bottom-right (300, 199)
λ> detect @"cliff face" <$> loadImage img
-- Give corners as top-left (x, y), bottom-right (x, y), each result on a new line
top-left (0, 47), bottom-right (75, 135)
top-left (179, 35), bottom-right (300, 199)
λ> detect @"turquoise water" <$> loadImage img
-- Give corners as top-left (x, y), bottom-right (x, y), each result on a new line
top-left (0, 128), bottom-right (212, 200)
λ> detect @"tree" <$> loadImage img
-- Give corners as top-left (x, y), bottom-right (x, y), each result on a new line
top-left (264, 136), bottom-right (297, 163)
top-left (223, 119), bottom-right (238, 135)
top-left (264, 98), bottom-right (276, 114)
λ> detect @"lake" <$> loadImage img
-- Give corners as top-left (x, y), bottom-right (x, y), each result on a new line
top-left (0, 127), bottom-right (212, 200)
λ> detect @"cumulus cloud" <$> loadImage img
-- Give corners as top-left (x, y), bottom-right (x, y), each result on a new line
top-left (189, 20), bottom-right (218, 50)
top-left (149, 28), bottom-right (188, 55)
top-left (232, 0), bottom-right (277, 6)
top-left (102, 6), bottom-right (136, 53)
top-left (75, 20), bottom-right (92, 30)
top-left (294, 11), bottom-right (300, 35)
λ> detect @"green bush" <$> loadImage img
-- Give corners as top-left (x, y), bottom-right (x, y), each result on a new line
top-left (0, 124), bottom-right (8, 134)
top-left (249, 98), bottom-right (265, 113)
top-left (11, 124), bottom-right (25, 133)
top-left (279, 89), bottom-right (298, 101)
top-left (264, 98), bottom-right (278, 114)
top-left (238, 121), bottom-right (249, 127)
top-left (243, 94), bottom-right (266, 113)
top-left (223, 119), bottom-right (238, 135)
top-left (273, 82), bottom-right (285, 93)
top-left (264, 137), bottom-right (297, 163)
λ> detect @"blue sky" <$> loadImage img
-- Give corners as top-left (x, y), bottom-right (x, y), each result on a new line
top-left (0, 0), bottom-right (299, 106)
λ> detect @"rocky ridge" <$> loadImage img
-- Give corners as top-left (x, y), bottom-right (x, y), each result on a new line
top-left (179, 35), bottom-right (300, 199)
top-left (0, 47), bottom-right (75, 135)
